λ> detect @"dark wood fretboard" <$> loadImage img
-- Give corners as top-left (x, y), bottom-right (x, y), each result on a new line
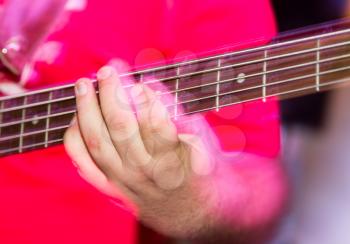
top-left (1, 18), bottom-right (350, 157)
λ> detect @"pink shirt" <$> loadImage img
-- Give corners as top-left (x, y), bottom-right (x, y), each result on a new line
top-left (0, 0), bottom-right (279, 243)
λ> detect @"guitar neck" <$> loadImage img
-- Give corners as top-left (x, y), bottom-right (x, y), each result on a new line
top-left (1, 18), bottom-right (350, 157)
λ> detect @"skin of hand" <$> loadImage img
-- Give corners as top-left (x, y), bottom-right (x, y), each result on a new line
top-left (64, 66), bottom-right (287, 241)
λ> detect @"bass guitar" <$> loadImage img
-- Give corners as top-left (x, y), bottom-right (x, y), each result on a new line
top-left (1, 18), bottom-right (350, 157)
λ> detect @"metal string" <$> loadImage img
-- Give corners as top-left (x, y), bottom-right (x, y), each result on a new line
top-left (1, 52), bottom-right (350, 129)
top-left (1, 76), bottom-right (348, 155)
top-left (1, 40), bottom-right (350, 115)
top-left (1, 63), bottom-right (350, 128)
top-left (1, 65), bottom-right (350, 145)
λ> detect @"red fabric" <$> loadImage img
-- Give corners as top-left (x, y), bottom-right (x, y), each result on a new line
top-left (0, 0), bottom-right (279, 243)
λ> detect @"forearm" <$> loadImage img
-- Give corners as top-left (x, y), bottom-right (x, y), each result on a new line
top-left (193, 154), bottom-right (288, 243)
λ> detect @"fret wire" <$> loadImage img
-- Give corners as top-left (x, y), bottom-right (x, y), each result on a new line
top-left (1, 36), bottom-right (350, 107)
top-left (18, 96), bottom-right (27, 153)
top-left (165, 65), bottom-right (350, 109)
top-left (216, 59), bottom-right (222, 112)
top-left (181, 77), bottom-right (350, 117)
top-left (316, 39), bottom-right (321, 92)
top-left (179, 65), bottom-right (350, 106)
top-left (1, 62), bottom-right (350, 129)
top-left (174, 67), bottom-right (180, 120)
top-left (262, 50), bottom-right (268, 102)
top-left (2, 76), bottom-right (350, 156)
top-left (151, 52), bottom-right (350, 97)
top-left (0, 110), bottom-right (73, 128)
top-left (44, 91), bottom-right (53, 148)
top-left (188, 52), bottom-right (350, 92)
top-left (2, 48), bottom-right (350, 116)
top-left (0, 95), bottom-right (75, 113)
top-left (1, 64), bottom-right (350, 141)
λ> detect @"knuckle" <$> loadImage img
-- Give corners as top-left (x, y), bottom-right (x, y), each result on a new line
top-left (110, 120), bottom-right (130, 133)
top-left (144, 120), bottom-right (167, 135)
top-left (85, 134), bottom-right (103, 152)
top-left (148, 125), bottom-right (163, 135)
top-left (107, 113), bottom-right (135, 134)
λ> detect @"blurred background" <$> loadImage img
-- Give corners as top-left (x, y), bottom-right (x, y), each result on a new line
top-left (267, 0), bottom-right (350, 243)
top-left (273, 0), bottom-right (347, 129)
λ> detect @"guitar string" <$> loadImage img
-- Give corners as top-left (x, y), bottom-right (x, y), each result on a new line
top-left (118, 40), bottom-right (350, 84)
top-left (0, 76), bottom-right (348, 156)
top-left (0, 60), bottom-right (349, 129)
top-left (1, 65), bottom-right (350, 144)
top-left (0, 51), bottom-right (349, 129)
top-left (1, 27), bottom-right (350, 106)
top-left (1, 40), bottom-right (350, 115)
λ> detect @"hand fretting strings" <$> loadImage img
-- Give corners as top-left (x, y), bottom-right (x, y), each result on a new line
top-left (1, 19), bottom-right (350, 157)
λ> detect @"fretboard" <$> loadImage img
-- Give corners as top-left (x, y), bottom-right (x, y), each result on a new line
top-left (1, 18), bottom-right (350, 157)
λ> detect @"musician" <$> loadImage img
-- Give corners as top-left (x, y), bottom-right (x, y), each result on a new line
top-left (0, 0), bottom-right (287, 243)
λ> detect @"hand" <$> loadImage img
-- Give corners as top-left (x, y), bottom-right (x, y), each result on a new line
top-left (64, 66), bottom-right (220, 238)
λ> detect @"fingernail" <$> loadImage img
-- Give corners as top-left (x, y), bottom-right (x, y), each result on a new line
top-left (76, 79), bottom-right (88, 96)
top-left (97, 66), bottom-right (113, 80)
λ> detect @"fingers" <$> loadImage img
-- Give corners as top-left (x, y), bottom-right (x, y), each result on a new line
top-left (74, 69), bottom-right (165, 194)
top-left (97, 67), bottom-right (152, 169)
top-left (74, 77), bottom-right (123, 179)
top-left (63, 117), bottom-right (137, 201)
top-left (130, 83), bottom-right (186, 190)
top-left (131, 84), bottom-right (179, 155)
top-left (73, 66), bottom-right (194, 192)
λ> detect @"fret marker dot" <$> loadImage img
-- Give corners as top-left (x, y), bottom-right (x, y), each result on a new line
top-left (237, 73), bottom-right (246, 84)
top-left (32, 115), bottom-right (39, 125)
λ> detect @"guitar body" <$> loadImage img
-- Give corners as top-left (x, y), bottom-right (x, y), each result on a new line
top-left (0, 1), bottom-right (279, 243)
